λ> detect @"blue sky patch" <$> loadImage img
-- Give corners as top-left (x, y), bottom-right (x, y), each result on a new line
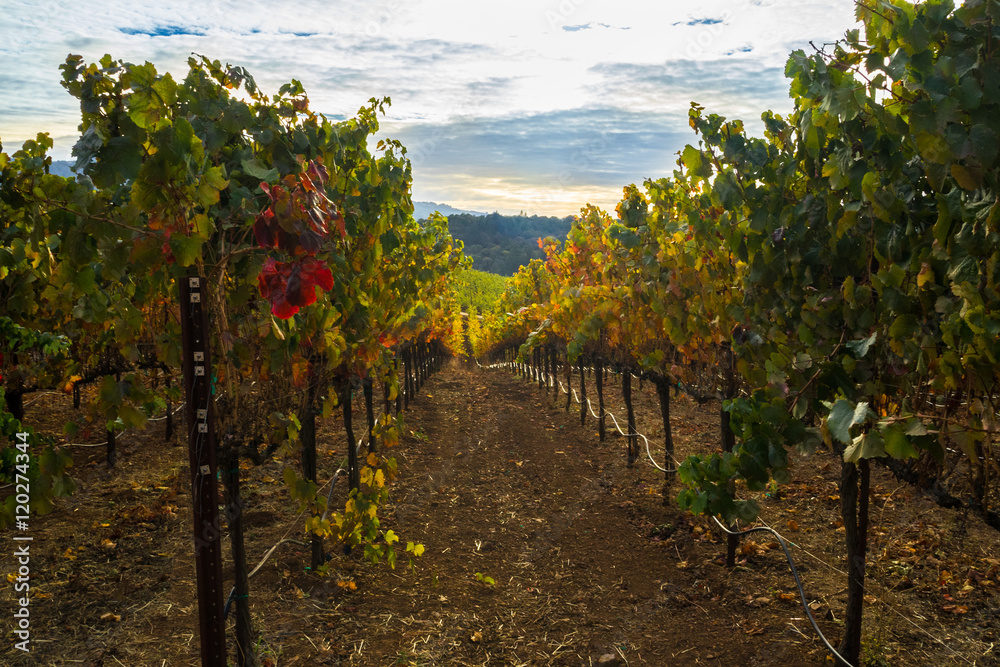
top-left (120, 25), bottom-right (205, 37)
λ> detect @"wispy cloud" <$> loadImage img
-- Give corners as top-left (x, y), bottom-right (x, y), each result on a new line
top-left (590, 57), bottom-right (792, 121)
top-left (0, 0), bottom-right (861, 215)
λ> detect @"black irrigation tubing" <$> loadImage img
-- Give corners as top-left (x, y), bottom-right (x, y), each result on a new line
top-left (710, 516), bottom-right (854, 667)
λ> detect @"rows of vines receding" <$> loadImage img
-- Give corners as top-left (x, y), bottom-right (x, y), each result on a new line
top-left (472, 1), bottom-right (1000, 664)
top-left (0, 54), bottom-right (468, 664)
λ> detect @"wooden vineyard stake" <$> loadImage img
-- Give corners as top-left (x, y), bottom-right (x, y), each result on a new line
top-left (179, 275), bottom-right (228, 666)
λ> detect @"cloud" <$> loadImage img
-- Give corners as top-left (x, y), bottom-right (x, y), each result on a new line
top-left (589, 58), bottom-right (793, 126)
top-left (382, 107), bottom-right (693, 216)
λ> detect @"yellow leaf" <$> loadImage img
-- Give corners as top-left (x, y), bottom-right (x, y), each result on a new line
top-left (917, 262), bottom-right (934, 288)
top-left (413, 543), bottom-right (425, 557)
top-left (374, 469), bottom-right (385, 488)
top-left (367, 453), bottom-right (379, 467)
top-left (63, 375), bottom-right (83, 394)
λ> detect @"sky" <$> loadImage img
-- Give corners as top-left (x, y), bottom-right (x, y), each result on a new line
top-left (0, 0), bottom-right (861, 216)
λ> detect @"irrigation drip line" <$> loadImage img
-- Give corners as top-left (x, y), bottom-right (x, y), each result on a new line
top-left (223, 538), bottom-right (311, 619)
top-left (62, 402), bottom-right (187, 447)
top-left (147, 402), bottom-right (186, 422)
top-left (22, 391), bottom-right (62, 407)
top-left (62, 440), bottom-right (118, 448)
top-left (320, 465), bottom-right (348, 524)
top-left (752, 517), bottom-right (976, 665)
top-left (484, 360), bottom-right (680, 473)
top-left (755, 516), bottom-right (846, 577)
top-left (710, 516), bottom-right (854, 667)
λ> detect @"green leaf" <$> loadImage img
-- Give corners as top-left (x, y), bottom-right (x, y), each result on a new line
top-left (713, 171), bottom-right (743, 208)
top-left (97, 375), bottom-right (124, 407)
top-left (827, 399), bottom-right (874, 445)
top-left (826, 399), bottom-right (856, 444)
top-left (969, 124), bottom-right (998, 169)
top-left (889, 314), bottom-right (919, 340)
top-left (846, 332), bottom-right (877, 358)
top-left (241, 158), bottom-right (279, 183)
top-left (380, 230), bottom-right (401, 255)
top-left (118, 404), bottom-right (148, 429)
top-left (903, 417), bottom-right (928, 436)
top-left (682, 145), bottom-right (712, 179)
top-left (169, 234), bottom-right (202, 267)
top-left (880, 423), bottom-right (918, 459)
top-left (948, 424), bottom-right (982, 465)
top-left (843, 430), bottom-right (886, 462)
top-left (73, 265), bottom-right (96, 293)
top-left (852, 402), bottom-right (873, 426)
top-left (735, 499), bottom-right (760, 523)
top-left (689, 491), bottom-right (708, 516)
top-left (805, 125), bottom-right (820, 159)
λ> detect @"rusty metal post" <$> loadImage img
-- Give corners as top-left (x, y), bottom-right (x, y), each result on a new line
top-left (179, 275), bottom-right (227, 666)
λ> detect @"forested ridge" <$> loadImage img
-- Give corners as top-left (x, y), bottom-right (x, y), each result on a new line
top-left (445, 212), bottom-right (573, 275)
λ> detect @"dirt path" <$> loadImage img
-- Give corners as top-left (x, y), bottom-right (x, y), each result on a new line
top-left (328, 362), bottom-right (816, 666)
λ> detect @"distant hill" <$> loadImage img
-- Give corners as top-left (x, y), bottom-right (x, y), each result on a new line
top-left (413, 201), bottom-right (485, 220)
top-left (446, 212), bottom-right (573, 276)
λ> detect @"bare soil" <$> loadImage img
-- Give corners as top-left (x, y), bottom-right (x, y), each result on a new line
top-left (3, 359), bottom-right (999, 666)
